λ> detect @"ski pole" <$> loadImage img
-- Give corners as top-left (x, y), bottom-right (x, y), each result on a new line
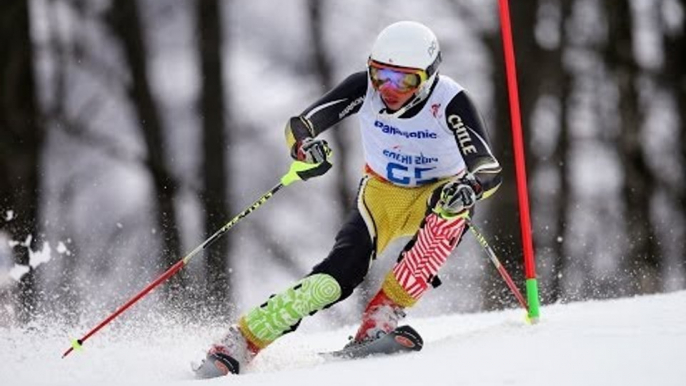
top-left (61, 161), bottom-right (319, 358)
top-left (465, 218), bottom-right (529, 311)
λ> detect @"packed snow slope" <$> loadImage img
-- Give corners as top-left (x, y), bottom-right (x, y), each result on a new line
top-left (2, 290), bottom-right (685, 386)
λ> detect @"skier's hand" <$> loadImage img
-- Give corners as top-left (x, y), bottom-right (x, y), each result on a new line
top-left (292, 137), bottom-right (331, 164)
top-left (435, 173), bottom-right (483, 219)
top-left (290, 137), bottom-right (333, 180)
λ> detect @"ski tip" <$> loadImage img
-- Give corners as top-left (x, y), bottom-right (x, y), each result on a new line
top-left (320, 325), bottom-right (424, 360)
top-left (393, 325), bottom-right (423, 351)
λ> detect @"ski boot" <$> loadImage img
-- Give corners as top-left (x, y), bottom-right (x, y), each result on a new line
top-left (347, 289), bottom-right (406, 347)
top-left (193, 325), bottom-right (259, 378)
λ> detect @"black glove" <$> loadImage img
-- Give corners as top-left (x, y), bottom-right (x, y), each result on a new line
top-left (435, 173), bottom-right (483, 218)
top-left (292, 137), bottom-right (330, 163)
top-left (290, 137), bottom-right (333, 180)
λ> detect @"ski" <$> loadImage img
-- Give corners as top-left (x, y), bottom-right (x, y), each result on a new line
top-left (320, 325), bottom-right (423, 360)
top-left (191, 325), bottom-right (423, 378)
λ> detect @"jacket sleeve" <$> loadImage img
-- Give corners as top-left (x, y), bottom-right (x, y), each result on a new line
top-left (444, 91), bottom-right (502, 199)
top-left (285, 71), bottom-right (368, 151)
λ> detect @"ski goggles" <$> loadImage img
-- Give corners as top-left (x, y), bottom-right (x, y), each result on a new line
top-left (368, 61), bottom-right (428, 93)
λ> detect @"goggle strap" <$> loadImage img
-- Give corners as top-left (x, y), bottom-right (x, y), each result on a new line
top-left (425, 52), bottom-right (442, 78)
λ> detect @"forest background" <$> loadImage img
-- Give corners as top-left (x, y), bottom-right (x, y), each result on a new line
top-left (1, 0), bottom-right (684, 328)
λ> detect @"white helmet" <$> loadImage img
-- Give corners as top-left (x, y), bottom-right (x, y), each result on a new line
top-left (369, 21), bottom-right (441, 72)
top-left (368, 21), bottom-right (442, 116)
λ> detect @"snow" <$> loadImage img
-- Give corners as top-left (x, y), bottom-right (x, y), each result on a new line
top-left (28, 242), bottom-right (52, 269)
top-left (7, 265), bottom-right (30, 282)
top-left (7, 240), bottom-right (54, 282)
top-left (55, 242), bottom-right (70, 256)
top-left (2, 291), bottom-right (685, 386)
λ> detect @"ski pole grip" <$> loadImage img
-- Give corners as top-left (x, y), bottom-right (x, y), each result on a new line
top-left (281, 161), bottom-right (323, 186)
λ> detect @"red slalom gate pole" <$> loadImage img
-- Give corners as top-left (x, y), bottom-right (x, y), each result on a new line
top-left (498, 0), bottom-right (540, 322)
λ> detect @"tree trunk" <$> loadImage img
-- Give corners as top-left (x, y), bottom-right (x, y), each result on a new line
top-left (306, 0), bottom-right (354, 213)
top-left (106, 0), bottom-right (182, 293)
top-left (661, 0), bottom-right (686, 280)
top-left (550, 0), bottom-right (574, 303)
top-left (605, 1), bottom-right (662, 294)
top-left (0, 0), bottom-right (45, 324)
top-left (677, 9), bottom-right (686, 279)
top-left (196, 0), bottom-right (233, 316)
top-left (661, 0), bottom-right (686, 277)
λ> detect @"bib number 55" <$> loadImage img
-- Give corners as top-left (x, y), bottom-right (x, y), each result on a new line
top-left (386, 162), bottom-right (436, 185)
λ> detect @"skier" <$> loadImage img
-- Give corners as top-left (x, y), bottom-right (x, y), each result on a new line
top-left (194, 20), bottom-right (502, 377)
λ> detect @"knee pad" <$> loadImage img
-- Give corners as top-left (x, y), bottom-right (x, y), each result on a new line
top-left (382, 213), bottom-right (467, 307)
top-left (239, 273), bottom-right (341, 348)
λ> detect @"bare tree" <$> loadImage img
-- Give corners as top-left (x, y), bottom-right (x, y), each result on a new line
top-left (0, 0), bottom-right (46, 323)
top-left (105, 0), bottom-right (183, 296)
top-left (604, 1), bottom-right (662, 294)
top-left (549, 0), bottom-right (574, 302)
top-left (196, 0), bottom-right (233, 315)
top-left (661, 0), bottom-right (686, 278)
top-left (305, 0), bottom-right (355, 213)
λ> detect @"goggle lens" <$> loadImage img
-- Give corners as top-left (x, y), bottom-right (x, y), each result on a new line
top-left (369, 65), bottom-right (424, 93)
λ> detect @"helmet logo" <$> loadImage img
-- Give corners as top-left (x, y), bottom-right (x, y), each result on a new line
top-left (428, 40), bottom-right (438, 57)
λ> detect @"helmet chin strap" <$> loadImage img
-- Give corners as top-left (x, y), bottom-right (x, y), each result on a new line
top-left (380, 73), bottom-right (438, 118)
